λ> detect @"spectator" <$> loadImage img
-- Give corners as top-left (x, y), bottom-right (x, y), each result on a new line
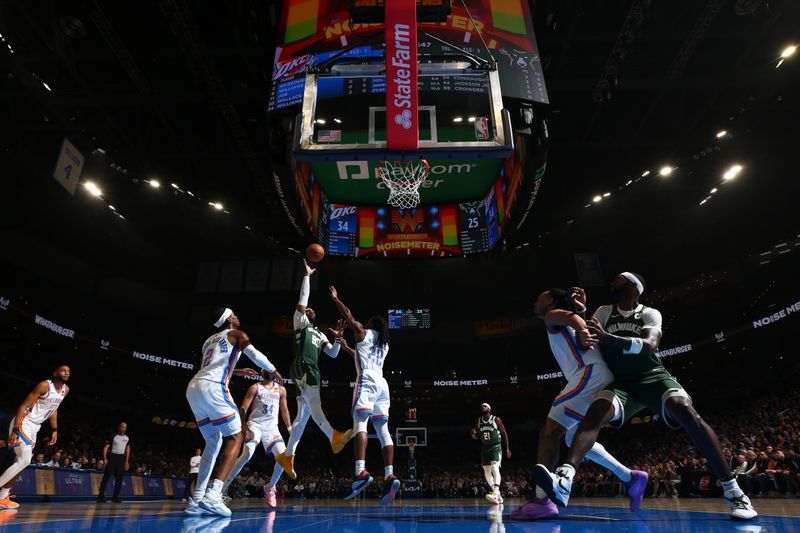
top-left (185, 448), bottom-right (201, 500)
top-left (44, 452), bottom-right (62, 468)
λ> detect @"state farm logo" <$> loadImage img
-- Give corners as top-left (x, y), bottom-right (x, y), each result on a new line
top-left (389, 23), bottom-right (413, 114)
top-left (395, 109), bottom-right (412, 129)
top-left (330, 206), bottom-right (356, 220)
top-left (272, 54), bottom-right (311, 80)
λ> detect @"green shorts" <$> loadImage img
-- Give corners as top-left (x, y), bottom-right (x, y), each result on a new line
top-left (481, 448), bottom-right (502, 466)
top-left (597, 371), bottom-right (690, 429)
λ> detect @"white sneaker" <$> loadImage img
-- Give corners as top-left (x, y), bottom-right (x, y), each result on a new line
top-left (533, 464), bottom-right (572, 507)
top-left (485, 492), bottom-right (500, 505)
top-left (221, 495), bottom-right (232, 504)
top-left (726, 493), bottom-right (758, 521)
top-left (184, 497), bottom-right (206, 515)
top-left (497, 493), bottom-right (504, 504)
top-left (199, 496), bottom-right (232, 517)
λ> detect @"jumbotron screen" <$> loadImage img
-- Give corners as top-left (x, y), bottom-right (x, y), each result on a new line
top-left (388, 308), bottom-right (431, 329)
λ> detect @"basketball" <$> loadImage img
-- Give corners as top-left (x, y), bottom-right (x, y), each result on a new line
top-left (306, 243), bottom-right (325, 263)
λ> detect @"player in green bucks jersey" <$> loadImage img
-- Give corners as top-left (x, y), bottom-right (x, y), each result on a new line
top-left (274, 261), bottom-right (353, 479)
top-left (471, 403), bottom-right (511, 505)
top-left (534, 273), bottom-right (757, 521)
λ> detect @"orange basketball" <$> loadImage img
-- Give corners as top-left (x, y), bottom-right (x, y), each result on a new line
top-left (306, 243), bottom-right (325, 263)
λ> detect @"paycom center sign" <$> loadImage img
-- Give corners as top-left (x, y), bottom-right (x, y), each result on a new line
top-left (313, 159), bottom-right (502, 204)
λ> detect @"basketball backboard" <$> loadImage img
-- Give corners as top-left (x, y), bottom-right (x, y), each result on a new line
top-left (294, 60), bottom-right (514, 162)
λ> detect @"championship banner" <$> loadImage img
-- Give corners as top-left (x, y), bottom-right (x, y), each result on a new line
top-left (385, 0), bottom-right (418, 150)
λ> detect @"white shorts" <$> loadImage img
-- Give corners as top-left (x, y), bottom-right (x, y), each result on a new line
top-left (9, 418), bottom-right (41, 447)
top-left (547, 364), bottom-right (613, 430)
top-left (245, 421), bottom-right (285, 456)
top-left (186, 377), bottom-right (242, 437)
top-left (352, 372), bottom-right (390, 422)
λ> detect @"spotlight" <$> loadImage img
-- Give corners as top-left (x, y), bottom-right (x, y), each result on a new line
top-left (592, 195), bottom-right (602, 203)
top-left (723, 164), bottom-right (743, 181)
top-left (468, 116), bottom-right (476, 122)
top-left (603, 192), bottom-right (611, 197)
top-left (83, 181), bottom-right (102, 197)
top-left (171, 183), bottom-right (179, 189)
top-left (453, 117), bottom-right (463, 123)
top-left (108, 205), bottom-right (116, 211)
top-left (781, 45), bottom-right (797, 59)
top-left (641, 170), bottom-right (650, 177)
top-left (710, 188), bottom-right (718, 194)
top-left (716, 130), bottom-right (727, 138)
top-left (209, 202), bottom-right (224, 211)
top-left (316, 118), bottom-right (326, 125)
top-left (659, 166), bottom-right (674, 177)
top-left (148, 179), bottom-right (160, 188)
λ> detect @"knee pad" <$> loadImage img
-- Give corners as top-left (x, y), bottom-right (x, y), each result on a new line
top-left (372, 416), bottom-right (393, 447)
top-left (353, 412), bottom-right (369, 434)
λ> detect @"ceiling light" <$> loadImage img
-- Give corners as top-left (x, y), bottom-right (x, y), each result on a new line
top-left (148, 179), bottom-right (160, 188)
top-left (723, 164), bottom-right (743, 181)
top-left (186, 191), bottom-right (194, 197)
top-left (780, 45), bottom-right (797, 59)
top-left (468, 116), bottom-right (476, 122)
top-left (453, 117), bottom-right (463, 123)
top-left (210, 202), bottom-right (223, 211)
top-left (716, 130), bottom-right (727, 138)
top-left (699, 198), bottom-right (709, 205)
top-left (710, 188), bottom-right (718, 194)
top-left (171, 183), bottom-right (179, 189)
top-left (83, 181), bottom-right (102, 197)
top-left (603, 192), bottom-right (611, 197)
top-left (659, 166), bottom-right (674, 177)
top-left (108, 205), bottom-right (116, 211)
top-left (316, 118), bottom-right (326, 125)
top-left (42, 81), bottom-right (52, 92)
top-left (592, 195), bottom-right (602, 203)
top-left (641, 170), bottom-right (650, 177)
top-left (333, 118), bottom-right (342, 124)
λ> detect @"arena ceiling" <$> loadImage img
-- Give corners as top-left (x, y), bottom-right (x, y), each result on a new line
top-left (1, 0), bottom-right (799, 291)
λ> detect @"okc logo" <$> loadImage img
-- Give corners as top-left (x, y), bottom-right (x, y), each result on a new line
top-left (394, 109), bottom-right (412, 129)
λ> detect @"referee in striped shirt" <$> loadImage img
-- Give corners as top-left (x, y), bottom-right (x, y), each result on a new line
top-left (97, 422), bottom-right (131, 503)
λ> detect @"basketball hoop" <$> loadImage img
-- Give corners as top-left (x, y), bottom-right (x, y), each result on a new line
top-left (377, 160), bottom-right (431, 209)
top-left (407, 436), bottom-right (417, 456)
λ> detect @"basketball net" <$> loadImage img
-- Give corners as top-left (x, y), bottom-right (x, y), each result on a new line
top-left (407, 436), bottom-right (417, 456)
top-left (378, 160), bottom-right (430, 209)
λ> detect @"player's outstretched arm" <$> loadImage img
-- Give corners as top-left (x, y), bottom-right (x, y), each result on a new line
top-left (322, 319), bottom-right (346, 359)
top-left (239, 384), bottom-right (259, 423)
top-left (337, 336), bottom-right (356, 359)
top-left (293, 261), bottom-right (315, 331)
top-left (328, 286), bottom-right (366, 342)
top-left (496, 417), bottom-right (512, 458)
top-left (470, 418), bottom-right (479, 440)
top-left (229, 330), bottom-right (277, 373)
top-left (8, 381), bottom-right (49, 446)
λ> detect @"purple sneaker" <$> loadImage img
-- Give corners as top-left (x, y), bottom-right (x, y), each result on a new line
top-left (510, 497), bottom-right (559, 521)
top-left (625, 470), bottom-right (648, 512)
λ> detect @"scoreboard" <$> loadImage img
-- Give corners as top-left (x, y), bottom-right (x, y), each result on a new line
top-left (388, 308), bottom-right (431, 329)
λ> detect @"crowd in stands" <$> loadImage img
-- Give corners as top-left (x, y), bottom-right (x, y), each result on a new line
top-left (3, 384), bottom-right (799, 503)
top-left (234, 387), bottom-right (800, 502)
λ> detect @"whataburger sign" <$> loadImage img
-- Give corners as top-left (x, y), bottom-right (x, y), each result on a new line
top-left (385, 0), bottom-right (418, 150)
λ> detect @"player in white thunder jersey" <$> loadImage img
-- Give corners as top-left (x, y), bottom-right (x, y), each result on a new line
top-left (0, 364), bottom-right (70, 510)
top-left (185, 307), bottom-right (283, 517)
top-left (330, 286), bottom-right (400, 506)
top-left (512, 288), bottom-right (645, 521)
top-left (222, 369), bottom-right (291, 507)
